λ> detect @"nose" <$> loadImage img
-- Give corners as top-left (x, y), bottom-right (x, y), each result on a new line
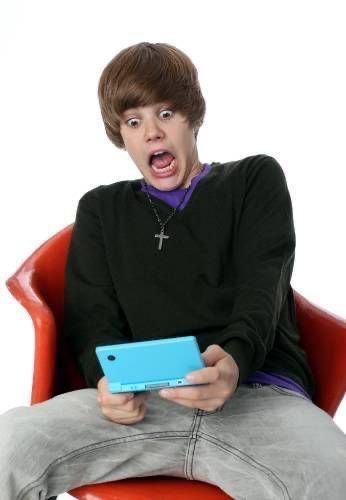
top-left (144, 117), bottom-right (165, 142)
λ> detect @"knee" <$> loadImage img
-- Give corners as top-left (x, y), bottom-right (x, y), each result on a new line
top-left (292, 433), bottom-right (346, 498)
top-left (0, 406), bottom-right (28, 448)
top-left (0, 405), bottom-right (46, 462)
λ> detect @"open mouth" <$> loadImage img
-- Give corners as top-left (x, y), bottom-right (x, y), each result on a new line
top-left (151, 157), bottom-right (176, 174)
top-left (149, 151), bottom-right (175, 168)
top-left (148, 150), bottom-right (177, 177)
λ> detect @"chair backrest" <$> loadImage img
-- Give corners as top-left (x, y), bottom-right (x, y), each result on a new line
top-left (6, 225), bottom-right (346, 416)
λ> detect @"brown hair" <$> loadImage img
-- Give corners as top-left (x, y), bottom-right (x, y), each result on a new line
top-left (97, 42), bottom-right (206, 149)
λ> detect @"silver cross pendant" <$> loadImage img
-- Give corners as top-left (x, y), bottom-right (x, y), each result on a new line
top-left (154, 228), bottom-right (169, 251)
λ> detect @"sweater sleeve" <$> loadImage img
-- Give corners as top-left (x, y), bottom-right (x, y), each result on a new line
top-left (220, 155), bottom-right (296, 385)
top-left (63, 187), bottom-right (132, 388)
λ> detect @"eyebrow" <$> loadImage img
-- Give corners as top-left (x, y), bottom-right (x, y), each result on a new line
top-left (122, 102), bottom-right (172, 117)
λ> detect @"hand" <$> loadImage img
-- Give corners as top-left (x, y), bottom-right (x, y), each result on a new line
top-left (158, 344), bottom-right (239, 411)
top-left (97, 376), bottom-right (151, 425)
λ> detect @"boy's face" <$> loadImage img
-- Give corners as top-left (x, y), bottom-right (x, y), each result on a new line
top-left (119, 102), bottom-right (202, 191)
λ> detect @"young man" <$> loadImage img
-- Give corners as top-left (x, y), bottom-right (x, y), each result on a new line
top-left (1, 42), bottom-right (345, 499)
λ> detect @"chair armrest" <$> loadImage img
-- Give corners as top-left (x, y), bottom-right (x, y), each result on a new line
top-left (6, 268), bottom-right (57, 404)
top-left (294, 289), bottom-right (346, 416)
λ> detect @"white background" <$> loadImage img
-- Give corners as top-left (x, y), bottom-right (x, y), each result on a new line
top-left (1, 1), bottom-right (345, 498)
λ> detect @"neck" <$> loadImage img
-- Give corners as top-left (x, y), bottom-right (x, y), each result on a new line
top-left (181, 161), bottom-right (203, 189)
top-left (143, 162), bottom-right (204, 192)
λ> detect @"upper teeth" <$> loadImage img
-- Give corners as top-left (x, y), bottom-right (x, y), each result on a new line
top-left (153, 151), bottom-right (166, 156)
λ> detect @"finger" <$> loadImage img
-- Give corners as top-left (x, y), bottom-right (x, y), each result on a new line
top-left (159, 384), bottom-right (216, 401)
top-left (97, 378), bottom-right (133, 397)
top-left (201, 344), bottom-right (228, 366)
top-left (106, 401), bottom-right (147, 418)
top-left (99, 391), bottom-right (135, 407)
top-left (104, 401), bottom-right (148, 422)
top-left (106, 391), bottom-right (149, 410)
top-left (116, 405), bottom-right (148, 423)
top-left (185, 366), bottom-right (219, 385)
top-left (102, 395), bottom-right (149, 416)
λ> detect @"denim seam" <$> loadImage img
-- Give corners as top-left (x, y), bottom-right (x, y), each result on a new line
top-left (198, 402), bottom-right (226, 415)
top-left (184, 409), bottom-right (203, 480)
top-left (268, 385), bottom-right (310, 401)
top-left (17, 431), bottom-right (190, 500)
top-left (198, 431), bottom-right (292, 500)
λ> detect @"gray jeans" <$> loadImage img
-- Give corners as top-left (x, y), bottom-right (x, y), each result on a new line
top-left (1, 383), bottom-right (345, 500)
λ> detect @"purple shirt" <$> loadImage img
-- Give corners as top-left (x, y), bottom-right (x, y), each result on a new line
top-left (140, 163), bottom-right (213, 209)
top-left (140, 162), bottom-right (311, 400)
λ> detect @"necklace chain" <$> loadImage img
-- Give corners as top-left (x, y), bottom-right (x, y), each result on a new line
top-left (142, 163), bottom-right (204, 250)
top-left (143, 180), bottom-right (190, 230)
top-left (143, 179), bottom-right (192, 251)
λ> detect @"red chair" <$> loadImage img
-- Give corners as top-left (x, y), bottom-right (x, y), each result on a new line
top-left (6, 224), bottom-right (346, 500)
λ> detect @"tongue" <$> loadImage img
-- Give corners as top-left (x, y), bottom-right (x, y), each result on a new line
top-left (151, 152), bottom-right (175, 168)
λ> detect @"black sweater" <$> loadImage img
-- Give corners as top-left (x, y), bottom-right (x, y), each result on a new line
top-left (63, 154), bottom-right (315, 398)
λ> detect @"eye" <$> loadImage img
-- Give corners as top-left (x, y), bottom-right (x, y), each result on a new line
top-left (126, 118), bottom-right (140, 128)
top-left (125, 108), bottom-right (174, 128)
top-left (160, 109), bottom-right (174, 119)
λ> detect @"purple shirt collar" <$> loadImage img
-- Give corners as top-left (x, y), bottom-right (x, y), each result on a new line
top-left (140, 163), bottom-right (212, 211)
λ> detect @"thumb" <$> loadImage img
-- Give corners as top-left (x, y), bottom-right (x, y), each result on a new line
top-left (97, 376), bottom-right (111, 399)
top-left (201, 344), bottom-right (226, 367)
